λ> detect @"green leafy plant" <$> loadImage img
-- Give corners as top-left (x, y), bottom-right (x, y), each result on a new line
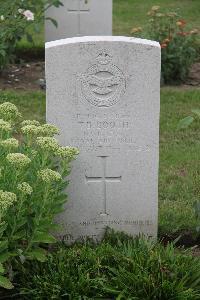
top-left (0, 0), bottom-right (63, 69)
top-left (16, 230), bottom-right (200, 299)
top-left (178, 109), bottom-right (200, 129)
top-left (0, 101), bottom-right (78, 289)
top-left (131, 6), bottom-right (199, 84)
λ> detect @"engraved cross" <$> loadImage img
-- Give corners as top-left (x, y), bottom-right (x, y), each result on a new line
top-left (85, 156), bottom-right (122, 216)
top-left (67, 0), bottom-right (90, 36)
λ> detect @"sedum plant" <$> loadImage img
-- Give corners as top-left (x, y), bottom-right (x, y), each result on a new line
top-left (0, 102), bottom-right (78, 289)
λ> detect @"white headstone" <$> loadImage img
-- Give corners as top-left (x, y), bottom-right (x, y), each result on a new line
top-left (46, 36), bottom-right (161, 243)
top-left (45, 0), bottom-right (112, 42)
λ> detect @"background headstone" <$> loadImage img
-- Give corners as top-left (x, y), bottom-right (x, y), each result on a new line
top-left (46, 36), bottom-right (161, 243)
top-left (45, 0), bottom-right (112, 42)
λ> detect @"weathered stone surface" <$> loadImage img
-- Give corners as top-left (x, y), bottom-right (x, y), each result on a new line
top-left (46, 36), bottom-right (161, 243)
top-left (45, 0), bottom-right (112, 42)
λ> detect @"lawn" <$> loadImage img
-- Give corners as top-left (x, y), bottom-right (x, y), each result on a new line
top-left (113, 0), bottom-right (200, 36)
top-left (18, 0), bottom-right (200, 52)
top-left (159, 88), bottom-right (200, 237)
top-left (0, 88), bottom-right (199, 238)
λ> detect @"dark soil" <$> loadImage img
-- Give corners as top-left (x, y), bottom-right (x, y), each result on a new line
top-left (160, 231), bottom-right (200, 249)
top-left (0, 61), bottom-right (45, 91)
top-left (0, 290), bottom-right (20, 299)
top-left (0, 61), bottom-right (200, 92)
top-left (185, 62), bottom-right (200, 87)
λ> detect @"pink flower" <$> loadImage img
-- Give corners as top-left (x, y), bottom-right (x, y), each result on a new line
top-left (23, 10), bottom-right (34, 21)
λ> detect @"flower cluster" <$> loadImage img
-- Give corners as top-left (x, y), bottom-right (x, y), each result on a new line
top-left (176, 19), bottom-right (186, 27)
top-left (40, 124), bottom-right (60, 136)
top-left (0, 138), bottom-right (19, 151)
top-left (6, 153), bottom-right (31, 168)
top-left (0, 102), bottom-right (21, 122)
top-left (145, 6), bottom-right (199, 50)
top-left (21, 122), bottom-right (59, 137)
top-left (0, 119), bottom-right (12, 132)
top-left (56, 146), bottom-right (79, 159)
top-left (30, 150), bottom-right (38, 159)
top-left (36, 137), bottom-right (59, 153)
top-left (0, 190), bottom-right (17, 212)
top-left (21, 120), bottom-right (40, 127)
top-left (160, 18), bottom-right (198, 48)
top-left (37, 168), bottom-right (62, 183)
top-left (130, 5), bottom-right (199, 83)
top-left (21, 124), bottom-right (42, 136)
top-left (17, 182), bottom-right (33, 195)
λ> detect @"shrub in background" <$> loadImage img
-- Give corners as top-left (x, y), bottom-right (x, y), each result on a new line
top-left (0, 0), bottom-right (63, 70)
top-left (131, 6), bottom-right (199, 84)
top-left (0, 102), bottom-right (78, 289)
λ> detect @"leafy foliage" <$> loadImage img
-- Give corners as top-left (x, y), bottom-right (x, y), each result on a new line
top-left (131, 6), bottom-right (199, 84)
top-left (0, 0), bottom-right (63, 69)
top-left (0, 101), bottom-right (78, 289)
top-left (177, 116), bottom-right (194, 129)
top-left (17, 230), bottom-right (200, 300)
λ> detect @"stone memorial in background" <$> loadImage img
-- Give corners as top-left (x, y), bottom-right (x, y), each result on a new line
top-left (45, 0), bottom-right (112, 42)
top-left (46, 36), bottom-right (161, 243)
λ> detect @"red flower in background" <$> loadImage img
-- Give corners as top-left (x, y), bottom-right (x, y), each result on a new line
top-left (177, 31), bottom-right (189, 36)
top-left (161, 43), bottom-right (167, 49)
top-left (176, 19), bottom-right (186, 27)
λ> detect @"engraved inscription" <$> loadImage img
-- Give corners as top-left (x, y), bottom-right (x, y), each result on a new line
top-left (81, 51), bottom-right (126, 107)
top-left (70, 112), bottom-right (151, 152)
top-left (86, 156), bottom-right (122, 216)
top-left (61, 220), bottom-right (154, 242)
top-left (80, 220), bottom-right (154, 226)
top-left (62, 234), bottom-right (98, 242)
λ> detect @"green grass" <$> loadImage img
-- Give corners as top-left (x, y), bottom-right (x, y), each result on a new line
top-left (0, 89), bottom-right (199, 237)
top-left (113, 0), bottom-right (200, 36)
top-left (159, 88), bottom-right (200, 235)
top-left (15, 231), bottom-right (200, 299)
top-left (17, 0), bottom-right (200, 52)
top-left (0, 91), bottom-right (45, 123)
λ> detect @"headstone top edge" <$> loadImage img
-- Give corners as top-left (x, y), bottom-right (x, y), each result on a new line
top-left (45, 36), bottom-right (160, 49)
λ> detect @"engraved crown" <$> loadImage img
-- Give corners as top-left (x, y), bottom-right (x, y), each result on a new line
top-left (96, 51), bottom-right (112, 65)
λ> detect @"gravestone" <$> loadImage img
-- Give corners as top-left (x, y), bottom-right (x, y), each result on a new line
top-left (45, 0), bottom-right (112, 42)
top-left (46, 36), bottom-right (161, 243)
